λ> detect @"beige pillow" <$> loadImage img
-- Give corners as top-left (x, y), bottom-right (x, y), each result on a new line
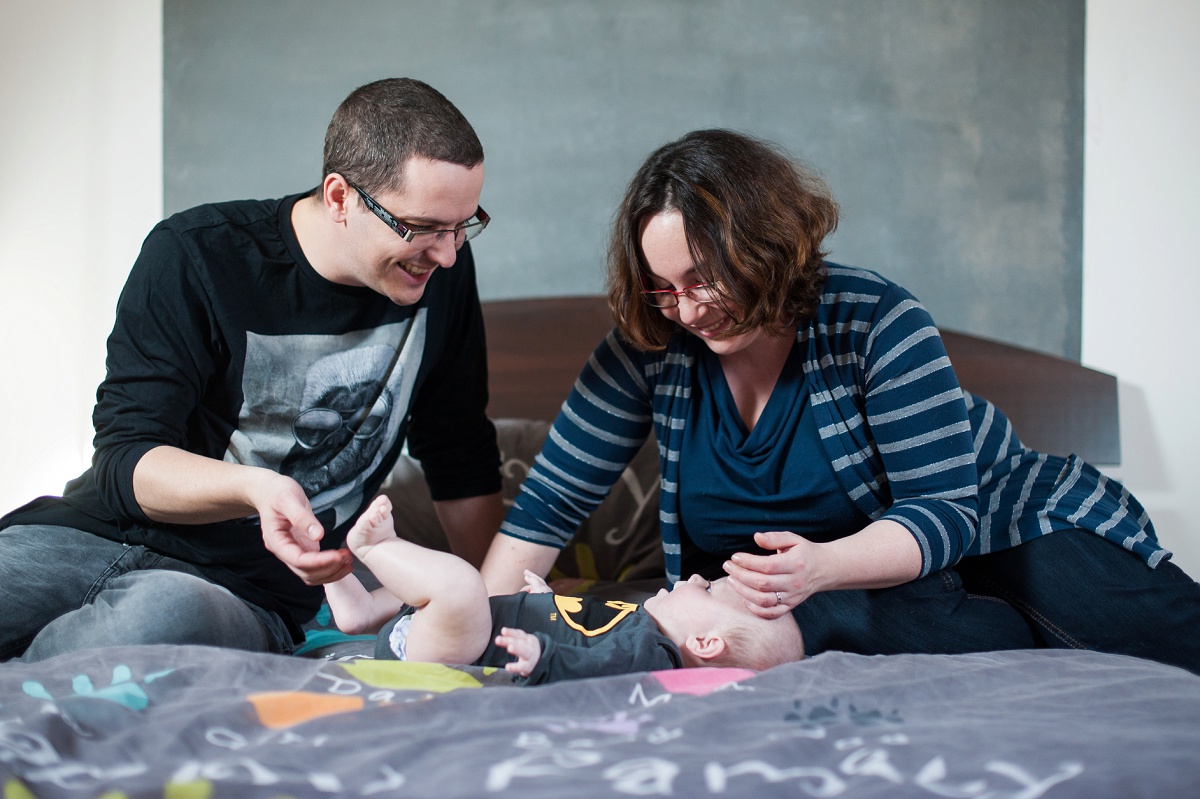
top-left (377, 418), bottom-right (664, 585)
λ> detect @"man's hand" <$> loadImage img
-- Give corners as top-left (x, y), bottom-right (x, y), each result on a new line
top-left (255, 475), bottom-right (351, 586)
top-left (496, 627), bottom-right (542, 677)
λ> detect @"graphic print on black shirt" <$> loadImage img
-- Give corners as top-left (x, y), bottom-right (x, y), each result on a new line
top-left (227, 312), bottom-right (426, 528)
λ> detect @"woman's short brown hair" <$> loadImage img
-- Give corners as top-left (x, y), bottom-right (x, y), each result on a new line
top-left (607, 129), bottom-right (839, 350)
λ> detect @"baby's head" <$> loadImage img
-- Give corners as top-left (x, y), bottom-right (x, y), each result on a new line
top-left (643, 575), bottom-right (804, 670)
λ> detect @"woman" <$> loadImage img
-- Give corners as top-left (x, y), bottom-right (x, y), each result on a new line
top-left (482, 129), bottom-right (1200, 672)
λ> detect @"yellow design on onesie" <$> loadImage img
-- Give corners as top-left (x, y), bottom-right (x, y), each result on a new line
top-left (552, 596), bottom-right (639, 637)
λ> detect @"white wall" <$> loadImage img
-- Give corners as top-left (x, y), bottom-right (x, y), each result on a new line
top-left (0, 0), bottom-right (1195, 578)
top-left (1083, 0), bottom-right (1200, 577)
top-left (0, 0), bottom-right (162, 513)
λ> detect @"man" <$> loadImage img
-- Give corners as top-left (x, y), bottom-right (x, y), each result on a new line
top-left (0, 78), bottom-right (505, 661)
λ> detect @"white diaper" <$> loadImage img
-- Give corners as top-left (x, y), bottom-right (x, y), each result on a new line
top-left (387, 611), bottom-right (414, 660)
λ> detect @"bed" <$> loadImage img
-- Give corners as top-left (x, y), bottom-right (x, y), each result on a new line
top-left (2, 296), bottom-right (1196, 798)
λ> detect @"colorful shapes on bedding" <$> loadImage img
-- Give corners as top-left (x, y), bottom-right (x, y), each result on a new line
top-left (338, 660), bottom-right (485, 693)
top-left (247, 691), bottom-right (364, 729)
top-left (17, 664), bottom-right (181, 736)
top-left (162, 781), bottom-right (215, 799)
top-left (21, 665), bottom-right (174, 713)
top-left (4, 779), bottom-right (35, 799)
top-left (648, 667), bottom-right (756, 696)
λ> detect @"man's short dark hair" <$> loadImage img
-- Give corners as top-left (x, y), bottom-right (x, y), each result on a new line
top-left (321, 78), bottom-right (484, 195)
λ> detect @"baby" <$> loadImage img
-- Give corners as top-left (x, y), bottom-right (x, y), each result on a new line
top-left (324, 496), bottom-right (804, 684)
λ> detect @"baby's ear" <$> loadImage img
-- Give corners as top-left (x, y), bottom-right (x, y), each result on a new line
top-left (684, 633), bottom-right (727, 662)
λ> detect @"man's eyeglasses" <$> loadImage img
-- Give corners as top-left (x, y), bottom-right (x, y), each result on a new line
top-left (348, 180), bottom-right (489, 245)
top-left (640, 281), bottom-right (724, 308)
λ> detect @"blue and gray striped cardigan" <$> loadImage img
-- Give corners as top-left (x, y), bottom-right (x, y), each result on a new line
top-left (500, 264), bottom-right (1165, 584)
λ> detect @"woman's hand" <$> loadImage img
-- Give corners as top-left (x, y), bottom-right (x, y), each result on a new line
top-left (722, 531), bottom-right (828, 619)
top-left (723, 522), bottom-right (925, 618)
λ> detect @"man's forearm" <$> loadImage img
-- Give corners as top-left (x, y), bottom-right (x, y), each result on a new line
top-left (133, 446), bottom-right (346, 585)
top-left (132, 445), bottom-right (277, 524)
top-left (433, 490), bottom-right (505, 569)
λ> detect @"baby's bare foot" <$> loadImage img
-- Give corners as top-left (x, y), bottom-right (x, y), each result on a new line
top-left (346, 495), bottom-right (396, 556)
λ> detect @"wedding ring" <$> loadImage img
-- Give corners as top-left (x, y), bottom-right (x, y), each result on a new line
top-left (775, 591), bottom-right (784, 605)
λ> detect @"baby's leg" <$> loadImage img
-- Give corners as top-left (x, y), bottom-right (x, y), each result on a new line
top-left (349, 496), bottom-right (493, 666)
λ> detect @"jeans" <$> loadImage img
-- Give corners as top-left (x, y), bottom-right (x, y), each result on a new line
top-left (792, 528), bottom-right (1200, 675)
top-left (956, 528), bottom-right (1200, 674)
top-left (792, 567), bottom-right (1040, 657)
top-left (0, 524), bottom-right (294, 662)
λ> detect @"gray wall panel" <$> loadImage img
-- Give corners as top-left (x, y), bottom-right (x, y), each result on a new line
top-left (164, 0), bottom-right (1084, 357)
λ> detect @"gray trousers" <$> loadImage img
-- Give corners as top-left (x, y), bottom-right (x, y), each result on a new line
top-left (0, 524), bottom-right (293, 662)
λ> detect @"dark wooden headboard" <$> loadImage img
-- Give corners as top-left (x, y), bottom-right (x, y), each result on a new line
top-left (483, 296), bottom-right (1120, 465)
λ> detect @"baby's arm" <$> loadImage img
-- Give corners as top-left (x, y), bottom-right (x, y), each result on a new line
top-left (495, 627), bottom-right (543, 676)
top-left (521, 569), bottom-right (553, 594)
top-left (324, 573), bottom-right (406, 635)
top-left (494, 577), bottom-right (554, 677)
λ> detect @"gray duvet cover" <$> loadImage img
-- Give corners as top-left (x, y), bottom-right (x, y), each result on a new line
top-left (2, 646), bottom-right (1197, 797)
